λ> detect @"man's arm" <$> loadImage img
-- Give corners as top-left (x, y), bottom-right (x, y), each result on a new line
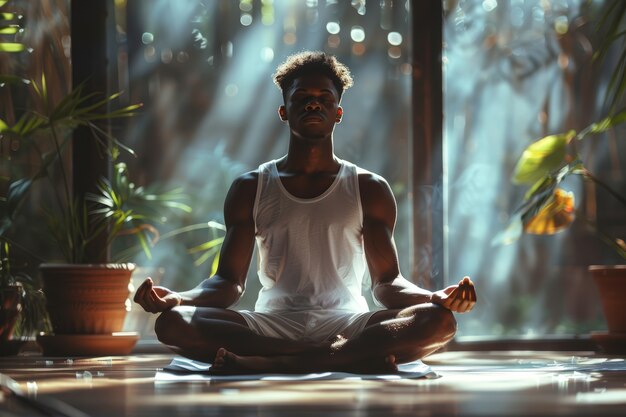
top-left (360, 172), bottom-right (476, 312)
top-left (360, 172), bottom-right (432, 309)
top-left (134, 171), bottom-right (258, 312)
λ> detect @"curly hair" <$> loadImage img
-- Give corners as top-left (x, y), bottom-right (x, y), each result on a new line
top-left (273, 51), bottom-right (353, 97)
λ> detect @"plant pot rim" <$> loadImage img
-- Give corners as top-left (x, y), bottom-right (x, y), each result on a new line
top-left (588, 265), bottom-right (626, 270)
top-left (40, 263), bottom-right (136, 271)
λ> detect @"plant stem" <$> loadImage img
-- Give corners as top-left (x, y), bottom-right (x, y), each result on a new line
top-left (49, 127), bottom-right (72, 211)
top-left (49, 125), bottom-right (76, 261)
top-left (0, 237), bottom-right (45, 264)
top-left (30, 140), bottom-right (66, 222)
top-left (583, 170), bottom-right (626, 208)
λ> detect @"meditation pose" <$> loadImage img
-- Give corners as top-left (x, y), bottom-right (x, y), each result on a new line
top-left (134, 51), bottom-right (477, 374)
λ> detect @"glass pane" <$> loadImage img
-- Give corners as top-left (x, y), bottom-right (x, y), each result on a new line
top-left (2, 1), bottom-right (411, 339)
top-left (115, 1), bottom-right (412, 311)
top-left (443, 0), bottom-right (624, 338)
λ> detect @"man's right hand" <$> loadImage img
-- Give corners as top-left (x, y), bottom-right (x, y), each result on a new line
top-left (430, 276), bottom-right (477, 313)
top-left (133, 277), bottom-right (182, 313)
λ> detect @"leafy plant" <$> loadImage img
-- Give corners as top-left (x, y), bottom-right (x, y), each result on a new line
top-left (88, 162), bottom-right (194, 262)
top-left (0, 73), bottom-right (195, 263)
top-left (0, 242), bottom-right (46, 338)
top-left (500, 3), bottom-right (626, 260)
top-left (1, 0), bottom-right (195, 264)
top-left (593, 0), bottom-right (626, 112)
top-left (501, 113), bottom-right (626, 260)
top-left (159, 220), bottom-right (226, 276)
top-left (0, 0), bottom-right (25, 54)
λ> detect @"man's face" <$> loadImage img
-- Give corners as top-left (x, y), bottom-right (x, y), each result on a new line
top-left (279, 73), bottom-right (342, 141)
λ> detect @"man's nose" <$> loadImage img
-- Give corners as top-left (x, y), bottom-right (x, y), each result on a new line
top-left (304, 99), bottom-right (322, 111)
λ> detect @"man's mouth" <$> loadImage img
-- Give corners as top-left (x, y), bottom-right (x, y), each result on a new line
top-left (302, 113), bottom-right (324, 123)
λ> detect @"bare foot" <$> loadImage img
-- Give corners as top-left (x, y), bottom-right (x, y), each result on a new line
top-left (210, 347), bottom-right (399, 375)
top-left (210, 348), bottom-right (280, 375)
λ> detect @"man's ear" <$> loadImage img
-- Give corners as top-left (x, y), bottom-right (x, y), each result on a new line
top-left (278, 106), bottom-right (288, 121)
top-left (335, 107), bottom-right (343, 123)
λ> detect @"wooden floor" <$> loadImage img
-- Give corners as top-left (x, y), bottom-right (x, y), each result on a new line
top-left (1, 349), bottom-right (625, 417)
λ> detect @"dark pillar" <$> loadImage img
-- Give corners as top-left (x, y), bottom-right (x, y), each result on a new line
top-left (410, 0), bottom-right (443, 289)
top-left (71, 0), bottom-right (110, 262)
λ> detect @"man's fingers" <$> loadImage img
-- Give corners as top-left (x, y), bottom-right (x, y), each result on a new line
top-left (133, 278), bottom-right (153, 302)
top-left (135, 278), bottom-right (164, 313)
top-left (468, 285), bottom-right (477, 302)
top-left (457, 299), bottom-right (473, 312)
top-left (446, 286), bottom-right (459, 299)
top-left (142, 292), bottom-right (159, 313)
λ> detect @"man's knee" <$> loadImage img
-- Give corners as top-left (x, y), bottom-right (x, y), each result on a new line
top-left (154, 307), bottom-right (188, 345)
top-left (433, 305), bottom-right (457, 340)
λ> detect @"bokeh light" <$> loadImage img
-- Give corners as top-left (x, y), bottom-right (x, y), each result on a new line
top-left (350, 26), bottom-right (365, 42)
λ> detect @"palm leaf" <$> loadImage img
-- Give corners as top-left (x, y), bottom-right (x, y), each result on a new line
top-left (0, 42), bottom-right (22, 52)
top-left (188, 236), bottom-right (225, 254)
top-left (583, 108), bottom-right (626, 135)
top-left (0, 25), bottom-right (19, 35)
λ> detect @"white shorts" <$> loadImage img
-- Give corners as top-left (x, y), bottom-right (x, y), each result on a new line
top-left (238, 309), bottom-right (377, 343)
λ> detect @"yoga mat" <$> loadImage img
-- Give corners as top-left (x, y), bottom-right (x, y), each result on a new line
top-left (156, 356), bottom-right (438, 382)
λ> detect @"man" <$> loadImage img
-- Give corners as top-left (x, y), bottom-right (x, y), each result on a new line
top-left (134, 51), bottom-right (477, 374)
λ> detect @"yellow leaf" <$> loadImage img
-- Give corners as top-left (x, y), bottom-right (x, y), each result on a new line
top-left (524, 188), bottom-right (575, 235)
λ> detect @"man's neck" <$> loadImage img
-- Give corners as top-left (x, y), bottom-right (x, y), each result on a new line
top-left (281, 135), bottom-right (339, 174)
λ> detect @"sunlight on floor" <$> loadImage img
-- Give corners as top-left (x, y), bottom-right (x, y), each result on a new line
top-left (1, 351), bottom-right (625, 417)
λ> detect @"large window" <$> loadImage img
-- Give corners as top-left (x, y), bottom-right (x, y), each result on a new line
top-left (444, 0), bottom-right (623, 338)
top-left (3, 0), bottom-right (623, 339)
top-left (2, 1), bottom-right (412, 312)
top-left (117, 0), bottom-right (412, 310)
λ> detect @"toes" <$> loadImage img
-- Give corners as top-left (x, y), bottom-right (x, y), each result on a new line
top-left (385, 354), bottom-right (398, 372)
top-left (213, 348), bottom-right (228, 367)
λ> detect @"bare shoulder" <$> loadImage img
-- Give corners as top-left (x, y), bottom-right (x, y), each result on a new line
top-left (224, 170), bottom-right (259, 224)
top-left (356, 167), bottom-right (396, 223)
top-left (228, 170), bottom-right (259, 195)
top-left (357, 167), bottom-right (395, 204)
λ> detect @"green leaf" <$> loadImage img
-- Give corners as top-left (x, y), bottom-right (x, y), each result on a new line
top-left (210, 252), bottom-right (220, 276)
top-left (523, 175), bottom-right (555, 202)
top-left (192, 246), bottom-right (219, 267)
top-left (136, 232), bottom-right (152, 260)
top-left (0, 75), bottom-right (28, 85)
top-left (0, 118), bottom-right (7, 132)
top-left (0, 42), bottom-right (25, 52)
top-left (512, 131), bottom-right (574, 184)
top-left (188, 237), bottom-right (225, 254)
top-left (10, 112), bottom-right (46, 137)
top-left (6, 178), bottom-right (31, 218)
top-left (0, 25), bottom-right (19, 35)
top-left (585, 109), bottom-right (626, 134)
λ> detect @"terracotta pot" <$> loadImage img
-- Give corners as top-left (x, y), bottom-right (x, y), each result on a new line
top-left (589, 265), bottom-right (626, 333)
top-left (40, 263), bottom-right (135, 335)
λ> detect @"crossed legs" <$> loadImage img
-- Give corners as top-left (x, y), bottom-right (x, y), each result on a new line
top-left (155, 303), bottom-right (456, 374)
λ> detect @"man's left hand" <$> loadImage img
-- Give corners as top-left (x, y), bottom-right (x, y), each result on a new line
top-left (430, 276), bottom-right (477, 313)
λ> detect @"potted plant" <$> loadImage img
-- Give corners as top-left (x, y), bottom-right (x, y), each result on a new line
top-left (0, 0), bottom-right (227, 355)
top-left (504, 113), bottom-right (626, 350)
top-left (0, 72), bottom-right (197, 355)
top-left (0, 242), bottom-right (46, 355)
top-left (501, 3), bottom-right (626, 354)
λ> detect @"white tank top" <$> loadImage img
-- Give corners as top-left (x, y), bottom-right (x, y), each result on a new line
top-left (252, 159), bottom-right (369, 313)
